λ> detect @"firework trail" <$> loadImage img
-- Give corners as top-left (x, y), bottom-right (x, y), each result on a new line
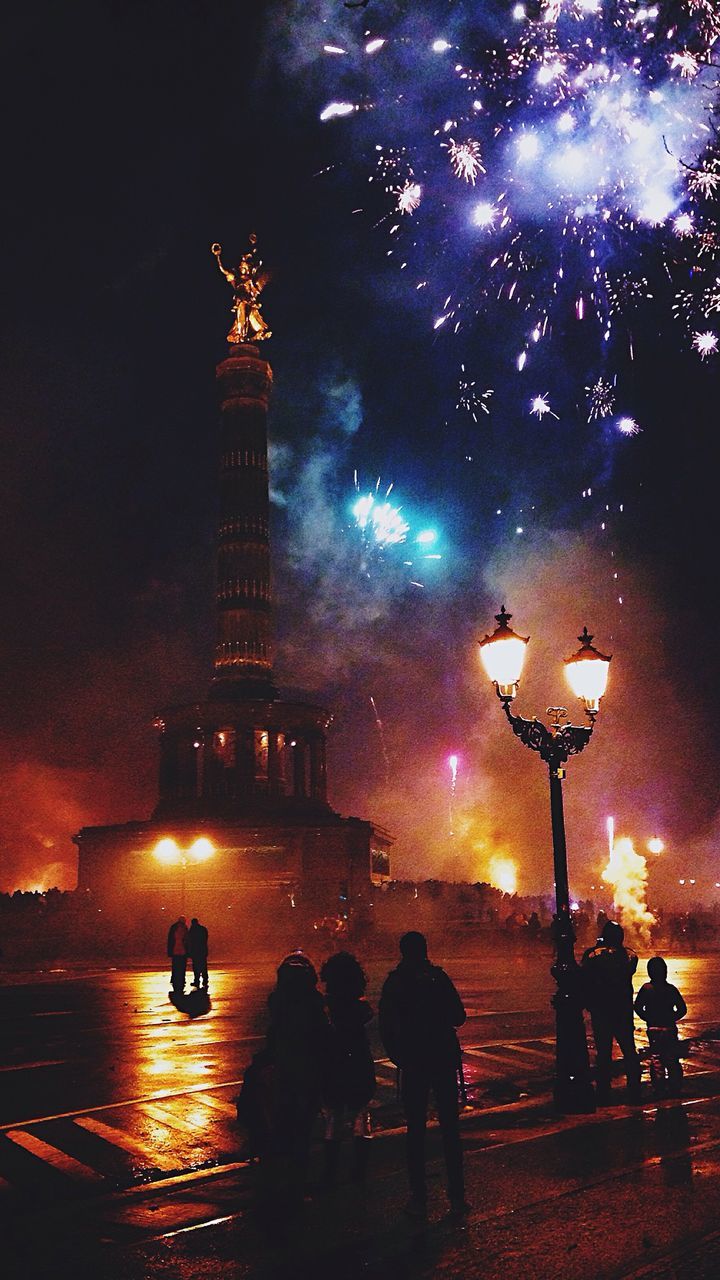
top-left (314, 0), bottom-right (720, 414)
top-left (370, 694), bottom-right (391, 783)
top-left (448, 752), bottom-right (458, 836)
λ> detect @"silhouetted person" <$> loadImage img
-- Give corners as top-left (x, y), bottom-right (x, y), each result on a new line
top-left (167, 916), bottom-right (188, 995)
top-left (527, 911), bottom-right (541, 944)
top-left (581, 920), bottom-right (641, 1104)
top-left (320, 951), bottom-right (376, 1184)
top-left (379, 931), bottom-right (467, 1219)
top-left (634, 956), bottom-right (687, 1099)
top-left (187, 916), bottom-right (209, 990)
top-left (260, 952), bottom-right (329, 1217)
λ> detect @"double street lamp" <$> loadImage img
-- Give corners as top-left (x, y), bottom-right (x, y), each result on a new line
top-left (153, 837), bottom-right (215, 914)
top-left (479, 606), bottom-right (611, 1114)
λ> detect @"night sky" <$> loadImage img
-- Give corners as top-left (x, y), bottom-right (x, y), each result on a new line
top-left (1, 1), bottom-right (718, 904)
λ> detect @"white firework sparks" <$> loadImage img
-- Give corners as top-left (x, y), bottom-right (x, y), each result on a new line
top-left (669, 51), bottom-right (700, 78)
top-left (673, 212), bottom-right (694, 237)
top-left (447, 138), bottom-right (485, 184)
top-left (701, 279), bottom-right (720, 316)
top-left (688, 164), bottom-right (720, 196)
top-left (457, 365), bottom-right (494, 420)
top-left (529, 393), bottom-right (558, 420)
top-left (396, 180), bottom-right (423, 215)
top-left (586, 375), bottom-right (616, 422)
top-left (617, 416), bottom-right (641, 436)
top-left (693, 329), bottom-right (719, 357)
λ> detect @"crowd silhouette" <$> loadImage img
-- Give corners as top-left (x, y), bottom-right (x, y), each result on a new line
top-left (228, 921), bottom-right (689, 1226)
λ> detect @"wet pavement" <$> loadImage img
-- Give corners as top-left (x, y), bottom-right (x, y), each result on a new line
top-left (3, 953), bottom-right (720, 1277)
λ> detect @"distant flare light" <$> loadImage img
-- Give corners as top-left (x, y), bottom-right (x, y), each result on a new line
top-left (488, 855), bottom-right (518, 896)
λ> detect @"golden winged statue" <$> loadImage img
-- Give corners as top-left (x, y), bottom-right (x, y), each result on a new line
top-left (211, 235), bottom-right (271, 343)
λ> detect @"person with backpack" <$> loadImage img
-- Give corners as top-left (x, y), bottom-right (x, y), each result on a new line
top-left (379, 931), bottom-right (468, 1219)
top-left (581, 919), bottom-right (641, 1104)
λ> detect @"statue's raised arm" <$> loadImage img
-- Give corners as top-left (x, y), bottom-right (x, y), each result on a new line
top-left (211, 236), bottom-right (272, 344)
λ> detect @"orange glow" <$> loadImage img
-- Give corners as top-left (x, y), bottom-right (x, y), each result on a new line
top-left (153, 837), bottom-right (180, 864)
top-left (189, 837), bottom-right (214, 862)
top-left (487, 855), bottom-right (518, 895)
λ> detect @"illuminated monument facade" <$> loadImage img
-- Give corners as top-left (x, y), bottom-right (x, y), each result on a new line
top-left (75, 240), bottom-right (391, 933)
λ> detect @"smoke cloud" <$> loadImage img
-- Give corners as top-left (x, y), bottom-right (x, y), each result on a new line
top-left (602, 835), bottom-right (657, 948)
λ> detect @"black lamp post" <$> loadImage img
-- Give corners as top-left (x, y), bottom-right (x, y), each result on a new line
top-left (478, 607), bottom-right (611, 1114)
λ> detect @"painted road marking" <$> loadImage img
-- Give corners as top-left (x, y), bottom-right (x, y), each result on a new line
top-left (0, 1060), bottom-right (67, 1073)
top-left (193, 1094), bottom-right (237, 1117)
top-left (493, 1042), bottom-right (555, 1063)
top-left (463, 1046), bottom-right (537, 1070)
top-left (139, 1104), bottom-right (208, 1135)
top-left (0, 1079), bottom-right (244, 1133)
top-left (6, 1130), bottom-right (104, 1181)
top-left (73, 1115), bottom-right (178, 1170)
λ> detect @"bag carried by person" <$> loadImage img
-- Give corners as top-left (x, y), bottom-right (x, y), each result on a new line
top-left (236, 1048), bottom-right (275, 1158)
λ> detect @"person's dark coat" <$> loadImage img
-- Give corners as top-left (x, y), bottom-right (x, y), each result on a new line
top-left (166, 920), bottom-right (188, 958)
top-left (379, 959), bottom-right (466, 1070)
top-left (323, 995), bottom-right (376, 1112)
top-left (187, 921), bottom-right (208, 960)
top-left (634, 981), bottom-right (687, 1028)
top-left (581, 937), bottom-right (638, 1014)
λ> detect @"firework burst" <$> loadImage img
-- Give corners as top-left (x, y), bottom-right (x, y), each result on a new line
top-left (693, 329), bottom-right (719, 358)
top-left (446, 138), bottom-right (485, 185)
top-left (586, 375), bottom-right (615, 423)
top-left (316, 0), bottom-right (720, 418)
top-left (530, 393), bottom-right (558, 420)
top-left (457, 364), bottom-right (493, 421)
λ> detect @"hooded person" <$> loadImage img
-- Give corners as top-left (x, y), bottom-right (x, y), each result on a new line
top-left (258, 953), bottom-right (330, 1217)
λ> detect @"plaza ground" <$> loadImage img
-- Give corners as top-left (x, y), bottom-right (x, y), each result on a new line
top-left (3, 953), bottom-right (720, 1278)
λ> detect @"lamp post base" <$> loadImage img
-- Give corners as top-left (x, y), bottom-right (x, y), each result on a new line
top-left (551, 958), bottom-right (596, 1114)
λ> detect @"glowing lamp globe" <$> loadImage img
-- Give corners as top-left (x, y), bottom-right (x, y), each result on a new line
top-left (153, 837), bottom-right (180, 865)
top-left (479, 606), bottom-right (529, 700)
top-left (564, 627), bottom-right (611, 715)
top-left (647, 836), bottom-right (665, 855)
top-left (189, 837), bottom-right (215, 863)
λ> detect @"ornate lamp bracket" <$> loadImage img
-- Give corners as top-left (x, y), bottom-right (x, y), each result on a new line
top-left (500, 698), bottom-right (593, 769)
